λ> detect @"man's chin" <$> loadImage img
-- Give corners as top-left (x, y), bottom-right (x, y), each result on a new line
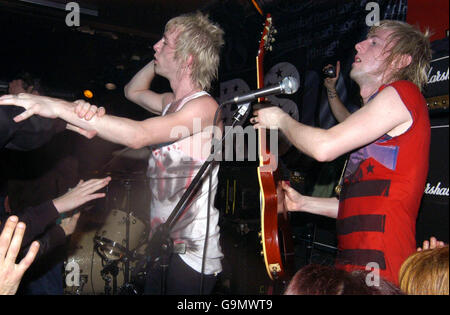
top-left (349, 69), bottom-right (362, 83)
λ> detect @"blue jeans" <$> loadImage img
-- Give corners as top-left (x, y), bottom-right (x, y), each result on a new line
top-left (145, 254), bottom-right (218, 295)
top-left (22, 261), bottom-right (64, 295)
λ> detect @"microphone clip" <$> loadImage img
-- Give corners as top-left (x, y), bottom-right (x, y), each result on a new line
top-left (232, 102), bottom-right (251, 122)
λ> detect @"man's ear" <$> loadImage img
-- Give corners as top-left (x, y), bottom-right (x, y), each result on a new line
top-left (26, 85), bottom-right (34, 93)
top-left (395, 54), bottom-right (412, 70)
top-left (186, 54), bottom-right (194, 69)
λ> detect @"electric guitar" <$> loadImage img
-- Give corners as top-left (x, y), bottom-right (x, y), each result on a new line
top-left (256, 14), bottom-right (294, 281)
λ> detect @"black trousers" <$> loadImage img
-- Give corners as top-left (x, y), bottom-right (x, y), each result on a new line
top-left (144, 253), bottom-right (218, 295)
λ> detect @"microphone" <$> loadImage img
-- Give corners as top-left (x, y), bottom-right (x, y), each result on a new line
top-left (223, 76), bottom-right (299, 106)
top-left (228, 76), bottom-right (299, 122)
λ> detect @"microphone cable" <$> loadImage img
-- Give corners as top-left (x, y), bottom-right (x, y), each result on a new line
top-left (199, 97), bottom-right (252, 294)
top-left (199, 100), bottom-right (225, 294)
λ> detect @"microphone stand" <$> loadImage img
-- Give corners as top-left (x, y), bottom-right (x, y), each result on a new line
top-left (142, 101), bottom-right (251, 295)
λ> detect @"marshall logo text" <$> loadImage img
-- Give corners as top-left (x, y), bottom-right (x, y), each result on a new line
top-left (424, 182), bottom-right (449, 196)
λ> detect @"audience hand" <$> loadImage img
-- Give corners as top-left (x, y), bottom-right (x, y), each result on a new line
top-left (0, 93), bottom-right (61, 122)
top-left (52, 177), bottom-right (111, 214)
top-left (59, 212), bottom-right (81, 237)
top-left (0, 216), bottom-right (40, 295)
top-left (417, 236), bottom-right (446, 251)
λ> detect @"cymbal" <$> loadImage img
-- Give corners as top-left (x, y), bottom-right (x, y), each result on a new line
top-left (112, 147), bottom-right (150, 160)
top-left (104, 170), bottom-right (148, 181)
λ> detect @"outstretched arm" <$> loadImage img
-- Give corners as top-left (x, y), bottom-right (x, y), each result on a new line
top-left (0, 177), bottom-right (110, 252)
top-left (0, 93), bottom-right (219, 149)
top-left (252, 86), bottom-right (413, 162)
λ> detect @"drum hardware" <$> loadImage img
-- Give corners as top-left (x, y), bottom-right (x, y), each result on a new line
top-left (75, 275), bottom-right (88, 295)
top-left (65, 176), bottom-right (149, 295)
top-left (100, 258), bottom-right (120, 295)
top-left (95, 180), bottom-right (141, 285)
top-left (95, 178), bottom-right (148, 294)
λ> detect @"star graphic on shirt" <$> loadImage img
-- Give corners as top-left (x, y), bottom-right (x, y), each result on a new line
top-left (367, 163), bottom-right (375, 174)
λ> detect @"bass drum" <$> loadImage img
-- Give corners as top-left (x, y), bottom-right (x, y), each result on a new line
top-left (64, 226), bottom-right (125, 295)
top-left (64, 209), bottom-right (147, 295)
top-left (94, 209), bottom-right (147, 261)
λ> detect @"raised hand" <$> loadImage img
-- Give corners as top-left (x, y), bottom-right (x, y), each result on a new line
top-left (0, 216), bottom-right (40, 295)
top-left (52, 177), bottom-right (111, 214)
top-left (0, 93), bottom-right (63, 122)
top-left (417, 236), bottom-right (446, 251)
top-left (323, 61), bottom-right (341, 92)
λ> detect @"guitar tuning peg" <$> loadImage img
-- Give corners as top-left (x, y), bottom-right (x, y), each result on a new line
top-left (269, 46), bottom-right (273, 51)
top-left (271, 37), bottom-right (275, 43)
top-left (273, 29), bottom-right (278, 34)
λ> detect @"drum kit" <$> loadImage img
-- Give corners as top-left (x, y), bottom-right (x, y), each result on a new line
top-left (64, 147), bottom-right (151, 295)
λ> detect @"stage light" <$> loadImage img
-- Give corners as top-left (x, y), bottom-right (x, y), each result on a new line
top-left (105, 83), bottom-right (116, 90)
top-left (83, 89), bottom-right (94, 98)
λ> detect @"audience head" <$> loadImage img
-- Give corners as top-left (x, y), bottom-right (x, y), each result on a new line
top-left (284, 264), bottom-right (404, 295)
top-left (399, 245), bottom-right (449, 295)
top-left (9, 72), bottom-right (45, 95)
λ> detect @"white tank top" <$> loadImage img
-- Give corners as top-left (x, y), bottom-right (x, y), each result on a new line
top-left (147, 91), bottom-right (223, 275)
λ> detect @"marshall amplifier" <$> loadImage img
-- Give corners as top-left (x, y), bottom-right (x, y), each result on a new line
top-left (416, 37), bottom-right (449, 246)
top-left (423, 37), bottom-right (449, 109)
top-left (416, 114), bottom-right (449, 245)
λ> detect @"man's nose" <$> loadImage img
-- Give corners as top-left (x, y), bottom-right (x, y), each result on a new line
top-left (153, 40), bottom-right (161, 52)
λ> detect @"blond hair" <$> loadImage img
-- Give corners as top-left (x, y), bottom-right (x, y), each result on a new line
top-left (165, 11), bottom-right (224, 91)
top-left (399, 245), bottom-right (449, 295)
top-left (369, 20), bottom-right (432, 91)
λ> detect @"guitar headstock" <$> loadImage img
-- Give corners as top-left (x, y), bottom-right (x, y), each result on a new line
top-left (256, 13), bottom-right (276, 90)
top-left (257, 14), bottom-right (276, 61)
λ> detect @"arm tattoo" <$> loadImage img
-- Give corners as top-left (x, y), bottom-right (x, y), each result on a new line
top-left (327, 89), bottom-right (337, 99)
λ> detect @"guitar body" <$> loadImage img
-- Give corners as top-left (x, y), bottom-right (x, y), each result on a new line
top-left (256, 14), bottom-right (294, 281)
top-left (258, 137), bottom-right (295, 281)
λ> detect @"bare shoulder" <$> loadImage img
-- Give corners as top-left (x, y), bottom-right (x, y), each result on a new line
top-left (373, 86), bottom-right (411, 113)
top-left (365, 86), bottom-right (413, 136)
top-left (180, 94), bottom-right (219, 117)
